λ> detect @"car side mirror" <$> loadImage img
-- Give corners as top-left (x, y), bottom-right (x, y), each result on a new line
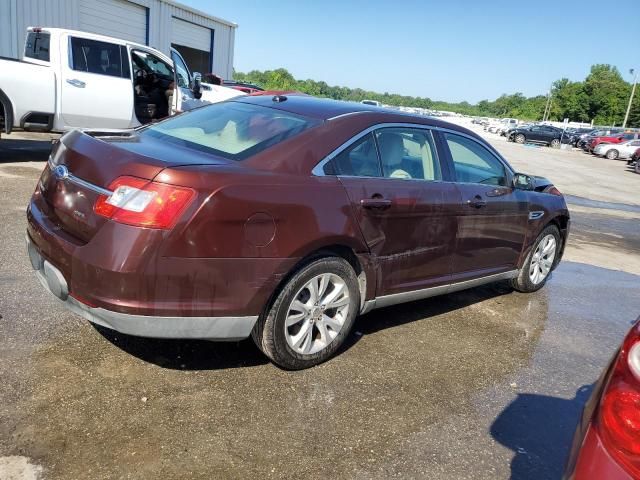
top-left (513, 173), bottom-right (534, 191)
top-left (191, 72), bottom-right (202, 100)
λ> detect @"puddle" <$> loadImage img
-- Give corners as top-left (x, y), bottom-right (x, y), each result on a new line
top-left (565, 194), bottom-right (640, 213)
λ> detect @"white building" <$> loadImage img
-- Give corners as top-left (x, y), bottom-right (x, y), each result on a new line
top-left (0, 0), bottom-right (237, 79)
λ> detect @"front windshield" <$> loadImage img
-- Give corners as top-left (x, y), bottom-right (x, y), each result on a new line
top-left (142, 101), bottom-right (320, 161)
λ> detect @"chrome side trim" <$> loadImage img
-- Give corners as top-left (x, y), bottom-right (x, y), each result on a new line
top-left (529, 211), bottom-right (545, 220)
top-left (359, 270), bottom-right (518, 314)
top-left (48, 157), bottom-right (113, 196)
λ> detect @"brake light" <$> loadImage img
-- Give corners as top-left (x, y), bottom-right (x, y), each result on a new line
top-left (597, 320), bottom-right (640, 477)
top-left (94, 176), bottom-right (195, 229)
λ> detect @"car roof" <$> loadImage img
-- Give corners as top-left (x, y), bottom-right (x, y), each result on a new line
top-left (231, 94), bottom-right (474, 135)
top-left (233, 94), bottom-right (391, 120)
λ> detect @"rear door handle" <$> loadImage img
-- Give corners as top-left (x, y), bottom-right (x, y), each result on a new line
top-left (360, 198), bottom-right (392, 209)
top-left (466, 195), bottom-right (487, 208)
top-left (66, 79), bottom-right (86, 88)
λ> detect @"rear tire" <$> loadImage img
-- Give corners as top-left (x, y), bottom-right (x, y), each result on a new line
top-left (606, 149), bottom-right (619, 160)
top-left (511, 225), bottom-right (561, 293)
top-left (251, 257), bottom-right (360, 370)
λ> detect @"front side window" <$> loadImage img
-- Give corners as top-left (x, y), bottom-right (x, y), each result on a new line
top-left (445, 133), bottom-right (508, 186)
top-left (143, 101), bottom-right (320, 161)
top-left (131, 50), bottom-right (173, 79)
top-left (25, 32), bottom-right (50, 61)
top-left (170, 50), bottom-right (190, 88)
top-left (375, 128), bottom-right (441, 181)
top-left (70, 37), bottom-right (129, 78)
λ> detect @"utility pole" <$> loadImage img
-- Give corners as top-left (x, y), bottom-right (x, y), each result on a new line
top-left (542, 83), bottom-right (553, 122)
top-left (623, 68), bottom-right (638, 128)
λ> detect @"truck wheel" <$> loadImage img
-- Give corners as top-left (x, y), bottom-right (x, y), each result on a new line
top-left (252, 257), bottom-right (360, 370)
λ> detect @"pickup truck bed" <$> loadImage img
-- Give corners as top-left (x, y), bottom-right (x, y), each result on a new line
top-left (1, 56), bottom-right (55, 134)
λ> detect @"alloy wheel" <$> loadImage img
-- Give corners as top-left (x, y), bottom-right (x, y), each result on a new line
top-left (550, 139), bottom-right (560, 148)
top-left (515, 134), bottom-right (525, 144)
top-left (529, 234), bottom-right (557, 285)
top-left (284, 273), bottom-right (350, 355)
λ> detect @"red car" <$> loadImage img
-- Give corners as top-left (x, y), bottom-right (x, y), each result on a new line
top-left (564, 317), bottom-right (640, 479)
top-left (26, 95), bottom-right (570, 369)
top-left (588, 133), bottom-right (638, 152)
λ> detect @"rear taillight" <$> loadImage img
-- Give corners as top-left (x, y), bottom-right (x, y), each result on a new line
top-left (94, 176), bottom-right (195, 229)
top-left (597, 320), bottom-right (640, 477)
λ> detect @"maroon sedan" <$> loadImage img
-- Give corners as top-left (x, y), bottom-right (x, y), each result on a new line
top-left (26, 95), bottom-right (570, 369)
top-left (564, 317), bottom-right (640, 480)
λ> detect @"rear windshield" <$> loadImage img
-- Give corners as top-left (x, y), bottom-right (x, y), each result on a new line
top-left (24, 32), bottom-right (50, 62)
top-left (143, 102), bottom-right (320, 160)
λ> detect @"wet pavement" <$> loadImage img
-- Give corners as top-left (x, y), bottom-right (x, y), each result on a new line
top-left (1, 136), bottom-right (639, 479)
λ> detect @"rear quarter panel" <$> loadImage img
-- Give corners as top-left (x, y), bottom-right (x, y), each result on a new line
top-left (158, 167), bottom-right (368, 260)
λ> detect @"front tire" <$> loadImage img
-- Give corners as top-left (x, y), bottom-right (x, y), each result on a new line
top-left (251, 257), bottom-right (360, 369)
top-left (515, 134), bottom-right (526, 144)
top-left (550, 138), bottom-right (561, 148)
top-left (511, 225), bottom-right (561, 293)
top-left (606, 149), bottom-right (619, 160)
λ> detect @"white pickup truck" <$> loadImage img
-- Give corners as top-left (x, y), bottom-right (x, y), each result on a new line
top-left (0, 27), bottom-right (244, 137)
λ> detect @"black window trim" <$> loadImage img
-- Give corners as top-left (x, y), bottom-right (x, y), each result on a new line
top-left (313, 123), bottom-right (513, 184)
top-left (67, 36), bottom-right (131, 80)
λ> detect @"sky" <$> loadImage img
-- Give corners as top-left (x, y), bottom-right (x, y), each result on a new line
top-left (183, 0), bottom-right (639, 104)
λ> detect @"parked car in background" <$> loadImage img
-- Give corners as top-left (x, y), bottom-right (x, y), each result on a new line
top-left (564, 128), bottom-right (592, 145)
top-left (593, 139), bottom-right (640, 160)
top-left (564, 316), bottom-right (640, 480)
top-left (507, 124), bottom-right (564, 147)
top-left (26, 95), bottom-right (569, 369)
top-left (0, 27), bottom-right (243, 138)
top-left (577, 129), bottom-right (620, 149)
top-left (588, 133), bottom-right (639, 153)
top-left (627, 148), bottom-right (640, 167)
top-left (222, 80), bottom-right (264, 94)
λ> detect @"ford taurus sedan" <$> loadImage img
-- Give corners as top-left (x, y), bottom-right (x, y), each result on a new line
top-left (26, 95), bottom-right (570, 369)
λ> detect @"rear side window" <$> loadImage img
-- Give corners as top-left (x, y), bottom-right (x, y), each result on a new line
top-left (70, 37), bottom-right (130, 78)
top-left (24, 32), bottom-right (50, 61)
top-left (143, 102), bottom-right (320, 161)
top-left (375, 128), bottom-right (441, 181)
top-left (326, 133), bottom-right (381, 177)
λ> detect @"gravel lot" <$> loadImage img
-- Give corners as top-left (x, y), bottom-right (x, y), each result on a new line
top-left (0, 126), bottom-right (639, 480)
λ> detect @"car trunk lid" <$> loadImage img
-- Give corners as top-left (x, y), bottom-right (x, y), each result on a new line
top-left (39, 130), bottom-right (231, 243)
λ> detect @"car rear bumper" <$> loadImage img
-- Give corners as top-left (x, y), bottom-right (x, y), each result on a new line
top-left (566, 426), bottom-right (632, 480)
top-left (27, 235), bottom-right (258, 340)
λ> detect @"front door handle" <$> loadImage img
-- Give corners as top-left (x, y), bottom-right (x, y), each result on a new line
top-left (466, 195), bottom-right (487, 208)
top-left (361, 198), bottom-right (392, 209)
top-left (66, 79), bottom-right (86, 88)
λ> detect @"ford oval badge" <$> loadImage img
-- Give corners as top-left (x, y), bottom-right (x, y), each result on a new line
top-left (52, 165), bottom-right (69, 180)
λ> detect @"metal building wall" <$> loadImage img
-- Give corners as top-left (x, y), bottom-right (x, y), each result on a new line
top-left (148, 1), bottom-right (236, 79)
top-left (0, 0), bottom-right (236, 79)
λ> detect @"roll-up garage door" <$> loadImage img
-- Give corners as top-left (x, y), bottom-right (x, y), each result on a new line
top-left (171, 17), bottom-right (212, 75)
top-left (79, 0), bottom-right (148, 45)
